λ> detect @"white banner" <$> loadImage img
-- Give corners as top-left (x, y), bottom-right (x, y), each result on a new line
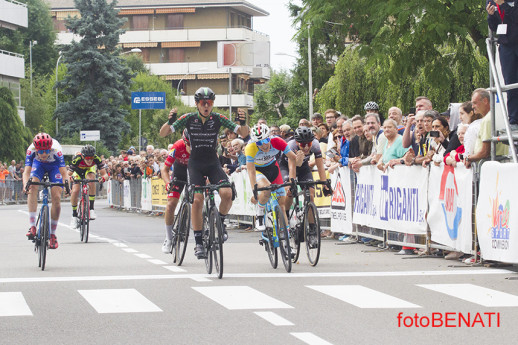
top-left (428, 164), bottom-right (473, 253)
top-left (330, 167), bottom-right (353, 234)
top-left (476, 162), bottom-right (518, 263)
top-left (107, 180), bottom-right (112, 206)
top-left (353, 165), bottom-right (428, 234)
top-left (228, 170), bottom-right (256, 216)
top-left (123, 180), bottom-right (131, 209)
top-left (141, 178), bottom-right (152, 211)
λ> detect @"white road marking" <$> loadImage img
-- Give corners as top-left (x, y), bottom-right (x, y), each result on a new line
top-left (308, 285), bottom-right (421, 309)
top-left (193, 286), bottom-right (293, 310)
top-left (163, 266), bottom-right (187, 272)
top-left (0, 269), bottom-right (513, 284)
top-left (0, 292), bottom-right (32, 316)
top-left (291, 332), bottom-right (333, 345)
top-left (112, 242), bottom-right (128, 248)
top-left (134, 253), bottom-right (152, 259)
top-left (148, 259), bottom-right (167, 265)
top-left (254, 311), bottom-right (294, 326)
top-left (78, 289), bottom-right (162, 313)
top-left (417, 284), bottom-right (518, 307)
top-left (122, 248), bottom-right (138, 253)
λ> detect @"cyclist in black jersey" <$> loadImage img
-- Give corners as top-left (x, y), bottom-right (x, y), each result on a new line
top-left (159, 87), bottom-right (249, 259)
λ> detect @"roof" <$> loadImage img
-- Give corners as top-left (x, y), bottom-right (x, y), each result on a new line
top-left (45, 0), bottom-right (269, 17)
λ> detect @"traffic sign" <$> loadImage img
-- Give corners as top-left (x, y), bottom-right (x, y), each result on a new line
top-left (80, 130), bottom-right (100, 141)
top-left (131, 92), bottom-right (166, 109)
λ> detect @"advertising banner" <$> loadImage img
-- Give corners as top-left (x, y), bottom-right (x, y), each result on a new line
top-left (141, 178), bottom-right (152, 211)
top-left (151, 177), bottom-right (168, 206)
top-left (123, 180), bottom-right (131, 208)
top-left (330, 167), bottom-right (353, 234)
top-left (107, 180), bottom-right (112, 205)
top-left (353, 165), bottom-right (428, 234)
top-left (312, 170), bottom-right (331, 219)
top-left (228, 170), bottom-right (255, 216)
top-left (428, 164), bottom-right (473, 253)
top-left (476, 162), bottom-right (518, 263)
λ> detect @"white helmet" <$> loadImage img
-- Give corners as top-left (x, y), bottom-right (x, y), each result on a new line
top-left (250, 123), bottom-right (271, 142)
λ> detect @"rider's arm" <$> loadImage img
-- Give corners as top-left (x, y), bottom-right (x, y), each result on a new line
top-left (99, 168), bottom-right (109, 182)
top-left (59, 166), bottom-right (69, 183)
top-left (22, 163), bottom-right (31, 187)
top-left (161, 164), bottom-right (171, 186)
top-left (246, 162), bottom-right (257, 187)
top-left (160, 113), bottom-right (190, 137)
top-left (315, 157), bottom-right (327, 182)
top-left (286, 151), bottom-right (297, 180)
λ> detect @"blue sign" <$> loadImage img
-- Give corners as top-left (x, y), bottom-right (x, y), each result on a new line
top-left (131, 92), bottom-right (166, 109)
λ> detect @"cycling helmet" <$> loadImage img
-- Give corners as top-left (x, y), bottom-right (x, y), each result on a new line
top-left (182, 128), bottom-right (190, 145)
top-left (81, 145), bottom-right (96, 157)
top-left (293, 126), bottom-right (315, 143)
top-left (194, 87), bottom-right (216, 102)
top-left (250, 123), bottom-right (270, 142)
top-left (33, 133), bottom-right (53, 150)
top-left (364, 101), bottom-right (379, 111)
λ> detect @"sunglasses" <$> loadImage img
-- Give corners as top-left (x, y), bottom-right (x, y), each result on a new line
top-left (298, 142), bottom-right (312, 148)
top-left (38, 150), bottom-right (50, 154)
top-left (256, 138), bottom-right (271, 146)
top-left (84, 156), bottom-right (94, 160)
top-left (199, 100), bottom-right (214, 106)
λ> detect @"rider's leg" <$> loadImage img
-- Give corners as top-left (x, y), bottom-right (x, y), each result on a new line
top-left (87, 172), bottom-right (96, 210)
top-left (70, 182), bottom-right (80, 217)
top-left (164, 197), bottom-right (179, 240)
top-left (27, 177), bottom-right (40, 227)
top-left (50, 185), bottom-right (62, 235)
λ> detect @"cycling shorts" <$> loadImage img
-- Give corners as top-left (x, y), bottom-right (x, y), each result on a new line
top-left (71, 166), bottom-right (97, 180)
top-left (168, 162), bottom-right (188, 199)
top-left (256, 162), bottom-right (286, 197)
top-left (280, 164), bottom-right (314, 183)
top-left (187, 156), bottom-right (229, 189)
top-left (29, 160), bottom-right (63, 184)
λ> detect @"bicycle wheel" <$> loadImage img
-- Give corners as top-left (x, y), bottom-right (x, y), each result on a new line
top-left (78, 198), bottom-right (85, 242)
top-left (84, 205), bottom-right (90, 243)
top-left (203, 204), bottom-right (213, 274)
top-left (304, 202), bottom-right (321, 266)
top-left (274, 205), bottom-right (291, 273)
top-left (39, 205), bottom-right (49, 271)
top-left (209, 206), bottom-right (224, 279)
top-left (288, 209), bottom-right (301, 263)
top-left (263, 214), bottom-right (278, 269)
top-left (175, 201), bottom-right (190, 266)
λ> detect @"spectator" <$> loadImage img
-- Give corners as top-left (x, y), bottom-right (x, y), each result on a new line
top-left (231, 138), bottom-right (246, 171)
top-left (299, 118), bottom-right (311, 128)
top-left (257, 118), bottom-right (268, 126)
top-left (130, 157), bottom-right (143, 178)
top-left (487, 0), bottom-right (518, 131)
top-left (349, 115), bottom-right (365, 158)
top-left (460, 101), bottom-right (484, 156)
top-left (377, 119), bottom-right (410, 171)
top-left (270, 125), bottom-right (281, 137)
top-left (146, 145), bottom-right (154, 156)
top-left (328, 116), bottom-right (347, 151)
top-left (324, 109), bottom-right (338, 129)
top-left (279, 124), bottom-right (293, 141)
top-left (466, 88), bottom-right (509, 165)
top-left (445, 124), bottom-right (469, 167)
top-left (430, 116), bottom-right (451, 165)
top-left (318, 123), bottom-right (329, 143)
top-left (365, 113), bottom-right (386, 166)
top-left (311, 113), bottom-right (323, 126)
top-left (415, 96), bottom-right (433, 112)
top-left (388, 107), bottom-right (405, 134)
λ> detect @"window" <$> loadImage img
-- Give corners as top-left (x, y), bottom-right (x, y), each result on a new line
top-left (168, 49), bottom-right (185, 63)
top-left (140, 48), bottom-right (150, 62)
top-left (132, 15), bottom-right (149, 30)
top-left (166, 14), bottom-right (184, 29)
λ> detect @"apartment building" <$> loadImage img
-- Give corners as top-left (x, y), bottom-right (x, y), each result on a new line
top-left (0, 0), bottom-right (28, 122)
top-left (47, 0), bottom-right (271, 111)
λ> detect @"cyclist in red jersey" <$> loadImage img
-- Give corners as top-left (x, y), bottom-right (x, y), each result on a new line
top-left (160, 129), bottom-right (191, 253)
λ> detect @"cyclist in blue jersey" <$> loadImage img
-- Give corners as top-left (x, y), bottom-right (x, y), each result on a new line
top-left (23, 133), bottom-right (69, 249)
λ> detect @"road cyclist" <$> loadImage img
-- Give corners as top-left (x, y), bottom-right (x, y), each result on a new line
top-left (160, 86), bottom-right (249, 259)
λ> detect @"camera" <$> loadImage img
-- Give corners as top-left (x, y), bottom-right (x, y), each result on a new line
top-left (409, 107), bottom-right (416, 115)
top-left (429, 131), bottom-right (440, 138)
top-left (458, 154), bottom-right (464, 161)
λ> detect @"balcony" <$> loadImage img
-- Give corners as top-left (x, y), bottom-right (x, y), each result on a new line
top-left (146, 61), bottom-right (270, 80)
top-left (0, 50), bottom-right (25, 79)
top-left (180, 94), bottom-right (254, 108)
top-left (55, 27), bottom-right (269, 46)
top-left (0, 0), bottom-right (28, 29)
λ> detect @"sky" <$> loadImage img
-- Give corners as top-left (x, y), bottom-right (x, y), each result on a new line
top-left (247, 0), bottom-right (301, 72)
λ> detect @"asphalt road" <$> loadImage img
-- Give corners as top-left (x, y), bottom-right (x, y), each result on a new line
top-left (1, 200), bottom-right (517, 345)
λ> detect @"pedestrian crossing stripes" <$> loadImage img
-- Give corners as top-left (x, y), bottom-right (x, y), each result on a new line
top-left (2, 284), bottom-right (518, 317)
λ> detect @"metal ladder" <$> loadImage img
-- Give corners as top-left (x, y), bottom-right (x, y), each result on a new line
top-left (485, 31), bottom-right (518, 163)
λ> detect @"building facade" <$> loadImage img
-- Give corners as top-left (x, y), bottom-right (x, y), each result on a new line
top-left (0, 0), bottom-right (28, 123)
top-left (46, 0), bottom-right (270, 113)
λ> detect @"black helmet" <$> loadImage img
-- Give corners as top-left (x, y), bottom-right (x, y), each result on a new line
top-left (294, 126), bottom-right (314, 143)
top-left (81, 145), bottom-right (96, 157)
top-left (194, 87), bottom-right (216, 102)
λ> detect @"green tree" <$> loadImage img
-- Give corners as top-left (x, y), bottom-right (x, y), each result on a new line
top-left (0, 87), bottom-right (32, 161)
top-left (55, 0), bottom-right (133, 152)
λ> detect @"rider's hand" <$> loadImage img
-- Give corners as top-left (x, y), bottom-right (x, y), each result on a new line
top-left (64, 181), bottom-right (71, 196)
top-left (322, 180), bottom-right (332, 196)
top-left (168, 107), bottom-right (178, 125)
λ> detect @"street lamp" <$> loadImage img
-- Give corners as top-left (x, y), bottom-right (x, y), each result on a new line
top-left (29, 40), bottom-right (37, 96)
top-left (55, 51), bottom-right (63, 136)
top-left (177, 67), bottom-right (208, 101)
top-left (121, 48), bottom-right (142, 55)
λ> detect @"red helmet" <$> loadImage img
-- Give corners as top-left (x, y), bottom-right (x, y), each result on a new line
top-left (33, 133), bottom-right (53, 150)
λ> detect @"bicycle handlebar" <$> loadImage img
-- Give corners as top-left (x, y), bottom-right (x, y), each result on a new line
top-left (295, 179), bottom-right (331, 188)
top-left (72, 179), bottom-right (100, 184)
top-left (256, 181), bottom-right (294, 192)
top-left (26, 178), bottom-right (69, 194)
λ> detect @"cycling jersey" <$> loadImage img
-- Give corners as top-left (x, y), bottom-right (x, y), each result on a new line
top-left (245, 137), bottom-right (291, 167)
top-left (25, 139), bottom-right (66, 183)
top-left (164, 139), bottom-right (190, 167)
top-left (170, 111), bottom-right (239, 158)
top-left (69, 154), bottom-right (105, 174)
top-left (279, 138), bottom-right (322, 169)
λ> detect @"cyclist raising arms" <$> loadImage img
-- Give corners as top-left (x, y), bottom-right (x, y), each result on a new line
top-left (68, 145), bottom-right (109, 228)
top-left (279, 126), bottom-right (332, 214)
top-left (160, 129), bottom-right (191, 253)
top-left (23, 133), bottom-right (69, 249)
top-left (245, 123), bottom-right (297, 231)
top-left (160, 87), bottom-right (249, 259)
